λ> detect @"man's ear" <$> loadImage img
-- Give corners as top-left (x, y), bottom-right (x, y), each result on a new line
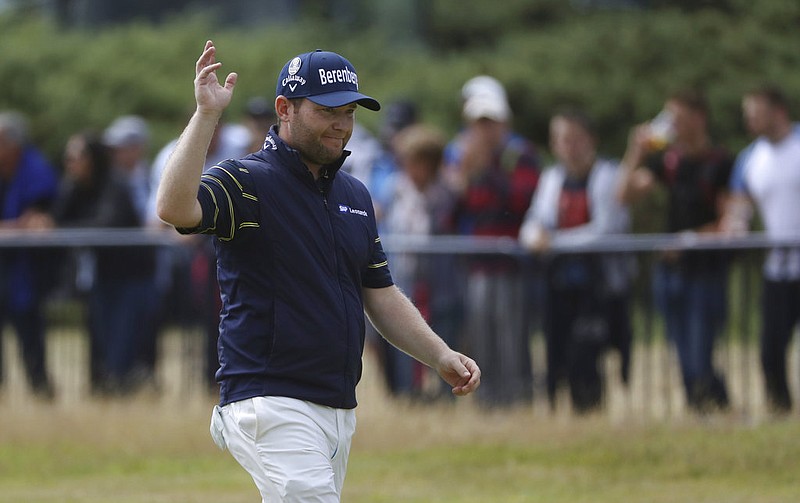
top-left (275, 96), bottom-right (292, 122)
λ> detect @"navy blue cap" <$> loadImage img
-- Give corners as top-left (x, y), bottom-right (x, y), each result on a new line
top-left (276, 50), bottom-right (380, 111)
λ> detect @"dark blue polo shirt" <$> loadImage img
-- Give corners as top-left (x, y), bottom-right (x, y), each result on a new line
top-left (182, 128), bottom-right (393, 409)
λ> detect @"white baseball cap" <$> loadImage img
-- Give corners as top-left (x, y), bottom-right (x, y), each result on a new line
top-left (463, 92), bottom-right (511, 122)
top-left (461, 75), bottom-right (508, 102)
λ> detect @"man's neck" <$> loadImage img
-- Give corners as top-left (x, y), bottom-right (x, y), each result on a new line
top-left (563, 158), bottom-right (594, 182)
top-left (302, 159), bottom-right (323, 180)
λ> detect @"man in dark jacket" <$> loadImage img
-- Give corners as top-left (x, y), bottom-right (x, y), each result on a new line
top-left (155, 41), bottom-right (481, 502)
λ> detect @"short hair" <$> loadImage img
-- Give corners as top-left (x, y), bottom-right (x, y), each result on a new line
top-left (667, 88), bottom-right (709, 116)
top-left (551, 107), bottom-right (597, 139)
top-left (0, 111), bottom-right (30, 146)
top-left (275, 98), bottom-right (306, 134)
top-left (393, 124), bottom-right (446, 171)
top-left (746, 83), bottom-right (791, 112)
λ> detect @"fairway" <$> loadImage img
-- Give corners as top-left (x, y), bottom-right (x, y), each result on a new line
top-left (2, 346), bottom-right (799, 503)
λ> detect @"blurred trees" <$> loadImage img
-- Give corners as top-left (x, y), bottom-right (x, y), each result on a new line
top-left (0, 1), bottom-right (798, 164)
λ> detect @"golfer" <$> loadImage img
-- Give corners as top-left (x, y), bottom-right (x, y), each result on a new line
top-left (156, 40), bottom-right (481, 502)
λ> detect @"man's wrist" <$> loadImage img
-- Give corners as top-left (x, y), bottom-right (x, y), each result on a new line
top-left (195, 107), bottom-right (224, 121)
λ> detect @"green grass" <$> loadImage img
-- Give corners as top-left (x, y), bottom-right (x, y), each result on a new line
top-left (1, 395), bottom-right (798, 503)
top-left (2, 332), bottom-right (797, 502)
top-left (349, 424), bottom-right (800, 502)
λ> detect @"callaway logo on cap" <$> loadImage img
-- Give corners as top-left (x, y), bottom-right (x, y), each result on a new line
top-left (276, 50), bottom-right (381, 111)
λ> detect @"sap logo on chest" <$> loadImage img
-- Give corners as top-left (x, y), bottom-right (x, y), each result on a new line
top-left (338, 204), bottom-right (368, 217)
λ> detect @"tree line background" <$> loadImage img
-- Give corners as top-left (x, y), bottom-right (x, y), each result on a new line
top-left (1, 0), bottom-right (799, 169)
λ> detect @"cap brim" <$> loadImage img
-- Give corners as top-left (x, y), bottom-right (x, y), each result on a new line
top-left (308, 91), bottom-right (381, 111)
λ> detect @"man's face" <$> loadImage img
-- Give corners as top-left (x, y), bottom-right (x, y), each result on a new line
top-left (285, 99), bottom-right (355, 169)
top-left (402, 155), bottom-right (437, 190)
top-left (549, 116), bottom-right (595, 177)
top-left (110, 143), bottom-right (146, 171)
top-left (467, 117), bottom-right (506, 149)
top-left (742, 95), bottom-right (774, 138)
top-left (665, 99), bottom-right (704, 144)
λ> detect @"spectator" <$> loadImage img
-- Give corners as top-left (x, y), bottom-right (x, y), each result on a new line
top-left (520, 109), bottom-right (633, 414)
top-left (43, 131), bottom-right (157, 394)
top-left (0, 111), bottom-right (58, 399)
top-left (443, 75), bottom-right (541, 407)
top-left (101, 115), bottom-right (158, 393)
top-left (379, 123), bottom-right (457, 399)
top-left (618, 88), bottom-right (733, 413)
top-left (721, 84), bottom-right (800, 414)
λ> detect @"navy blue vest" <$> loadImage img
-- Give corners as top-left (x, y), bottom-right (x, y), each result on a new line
top-left (184, 129), bottom-right (392, 408)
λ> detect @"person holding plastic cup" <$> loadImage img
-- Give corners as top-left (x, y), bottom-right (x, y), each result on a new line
top-left (617, 88), bottom-right (734, 414)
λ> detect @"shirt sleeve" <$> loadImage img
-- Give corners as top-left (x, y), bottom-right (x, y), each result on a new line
top-left (176, 160), bottom-right (259, 241)
top-left (362, 233), bottom-right (394, 289)
top-left (729, 144), bottom-right (753, 195)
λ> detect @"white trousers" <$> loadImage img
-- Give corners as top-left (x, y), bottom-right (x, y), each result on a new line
top-left (210, 396), bottom-right (356, 503)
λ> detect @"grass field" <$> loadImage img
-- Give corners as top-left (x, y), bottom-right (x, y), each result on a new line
top-left (2, 348), bottom-right (800, 503)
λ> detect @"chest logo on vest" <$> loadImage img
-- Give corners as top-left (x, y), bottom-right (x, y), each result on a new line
top-left (338, 204), bottom-right (368, 217)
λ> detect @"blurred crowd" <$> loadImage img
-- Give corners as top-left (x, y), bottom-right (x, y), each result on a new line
top-left (0, 97), bottom-right (273, 399)
top-left (0, 79), bottom-right (798, 417)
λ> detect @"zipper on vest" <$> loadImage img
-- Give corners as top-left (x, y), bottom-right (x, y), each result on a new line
top-left (317, 178), bottom-right (352, 394)
top-left (318, 169), bottom-right (331, 210)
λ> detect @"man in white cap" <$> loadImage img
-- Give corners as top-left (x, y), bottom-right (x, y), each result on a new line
top-left (442, 75), bottom-right (541, 408)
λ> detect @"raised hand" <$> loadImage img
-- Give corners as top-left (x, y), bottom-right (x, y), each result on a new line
top-left (194, 40), bottom-right (238, 116)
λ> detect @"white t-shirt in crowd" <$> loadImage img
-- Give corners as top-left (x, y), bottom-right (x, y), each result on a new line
top-left (731, 127), bottom-right (800, 280)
